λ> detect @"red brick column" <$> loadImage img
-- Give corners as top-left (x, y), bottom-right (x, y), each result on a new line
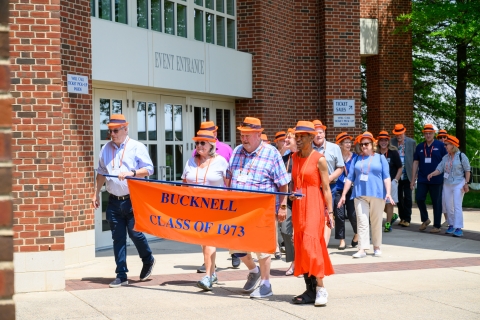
top-left (319, 0), bottom-right (362, 141)
top-left (0, 0), bottom-right (15, 317)
top-left (10, 0), bottom-right (65, 253)
top-left (362, 0), bottom-right (413, 137)
top-left (60, 1), bottom-right (93, 234)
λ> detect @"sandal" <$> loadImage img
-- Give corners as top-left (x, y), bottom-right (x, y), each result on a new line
top-left (292, 290), bottom-right (316, 304)
top-left (285, 265), bottom-right (294, 276)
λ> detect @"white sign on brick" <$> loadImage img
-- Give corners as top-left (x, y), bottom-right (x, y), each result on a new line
top-left (333, 99), bottom-right (355, 114)
top-left (67, 74), bottom-right (89, 94)
top-left (334, 115), bottom-right (355, 127)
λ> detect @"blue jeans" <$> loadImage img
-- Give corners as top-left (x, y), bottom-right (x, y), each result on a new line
top-left (106, 196), bottom-right (153, 279)
top-left (416, 183), bottom-right (443, 228)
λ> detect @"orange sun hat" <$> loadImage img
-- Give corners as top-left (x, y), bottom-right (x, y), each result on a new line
top-left (108, 114), bottom-right (129, 128)
top-left (237, 117), bottom-right (264, 132)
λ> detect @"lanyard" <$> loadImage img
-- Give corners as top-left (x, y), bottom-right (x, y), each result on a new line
top-left (361, 154), bottom-right (374, 175)
top-left (446, 154), bottom-right (455, 174)
top-left (424, 142), bottom-right (434, 158)
top-left (239, 143), bottom-right (264, 176)
top-left (295, 150), bottom-right (314, 189)
top-left (111, 137), bottom-right (129, 168)
top-left (196, 156), bottom-right (213, 185)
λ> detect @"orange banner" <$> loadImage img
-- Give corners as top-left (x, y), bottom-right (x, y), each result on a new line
top-left (128, 179), bottom-right (277, 253)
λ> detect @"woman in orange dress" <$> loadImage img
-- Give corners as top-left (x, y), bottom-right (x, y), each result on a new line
top-left (290, 121), bottom-right (334, 306)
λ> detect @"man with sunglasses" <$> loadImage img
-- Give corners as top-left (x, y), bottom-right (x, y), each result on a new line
top-left (92, 114), bottom-right (156, 288)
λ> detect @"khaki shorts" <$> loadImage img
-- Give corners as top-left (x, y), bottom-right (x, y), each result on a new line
top-left (229, 250), bottom-right (270, 260)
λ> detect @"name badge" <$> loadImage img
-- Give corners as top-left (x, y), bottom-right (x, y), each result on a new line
top-left (444, 173), bottom-right (449, 179)
top-left (237, 174), bottom-right (249, 183)
top-left (400, 156), bottom-right (405, 164)
top-left (387, 158), bottom-right (391, 163)
top-left (360, 174), bottom-right (369, 181)
top-left (425, 158), bottom-right (432, 164)
top-left (343, 177), bottom-right (347, 183)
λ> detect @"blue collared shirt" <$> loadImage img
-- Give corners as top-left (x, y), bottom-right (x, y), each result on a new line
top-left (97, 136), bottom-right (154, 196)
top-left (435, 152), bottom-right (471, 185)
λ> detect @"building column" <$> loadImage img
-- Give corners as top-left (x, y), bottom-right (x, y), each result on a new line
top-left (319, 0), bottom-right (362, 141)
top-left (0, 0), bottom-right (15, 316)
top-left (363, 0), bottom-right (413, 136)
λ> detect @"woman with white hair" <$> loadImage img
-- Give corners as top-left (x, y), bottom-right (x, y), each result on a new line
top-left (427, 135), bottom-right (471, 237)
top-left (182, 130), bottom-right (229, 291)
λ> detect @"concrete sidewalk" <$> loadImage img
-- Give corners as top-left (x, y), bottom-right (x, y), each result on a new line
top-left (15, 208), bottom-right (480, 319)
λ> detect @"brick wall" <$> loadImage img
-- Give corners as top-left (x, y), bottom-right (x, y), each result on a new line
top-left (236, 0), bottom-right (363, 143)
top-left (60, 0), bottom-right (93, 234)
top-left (10, 0), bottom-right (65, 252)
top-left (362, 0), bottom-right (413, 137)
top-left (10, 0), bottom-right (94, 253)
top-left (319, 0), bottom-right (362, 141)
top-left (0, 0), bottom-right (15, 317)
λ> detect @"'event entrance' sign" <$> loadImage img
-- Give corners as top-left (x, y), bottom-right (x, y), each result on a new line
top-left (67, 74), bottom-right (89, 94)
top-left (333, 100), bottom-right (355, 114)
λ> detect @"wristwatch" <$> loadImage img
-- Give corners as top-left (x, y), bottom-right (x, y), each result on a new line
top-left (280, 204), bottom-right (287, 210)
top-left (131, 169), bottom-right (136, 177)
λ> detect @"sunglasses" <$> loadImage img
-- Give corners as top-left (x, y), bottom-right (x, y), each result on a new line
top-left (108, 127), bottom-right (125, 134)
top-left (360, 142), bottom-right (372, 147)
top-left (438, 136), bottom-right (447, 140)
top-left (195, 141), bottom-right (207, 146)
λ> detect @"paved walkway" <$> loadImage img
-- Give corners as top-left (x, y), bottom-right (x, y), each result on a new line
top-left (15, 207), bottom-right (480, 319)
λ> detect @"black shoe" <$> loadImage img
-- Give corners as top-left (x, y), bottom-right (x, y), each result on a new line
top-left (351, 239), bottom-right (358, 248)
top-left (140, 258), bottom-right (155, 281)
top-left (274, 252), bottom-right (282, 260)
top-left (338, 245), bottom-right (346, 250)
top-left (231, 254), bottom-right (241, 268)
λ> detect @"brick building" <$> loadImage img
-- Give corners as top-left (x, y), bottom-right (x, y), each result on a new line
top-left (9, 0), bottom-right (412, 292)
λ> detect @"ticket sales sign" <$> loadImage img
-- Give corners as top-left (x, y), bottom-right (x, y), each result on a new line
top-left (333, 100), bottom-right (355, 114)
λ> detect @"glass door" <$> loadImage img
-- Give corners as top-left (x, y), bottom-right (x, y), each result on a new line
top-left (161, 95), bottom-right (187, 181)
top-left (213, 100), bottom-right (235, 149)
top-left (93, 89), bottom-right (128, 250)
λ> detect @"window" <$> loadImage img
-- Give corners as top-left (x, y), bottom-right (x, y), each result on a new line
top-left (151, 0), bottom-right (162, 32)
top-left (177, 4), bottom-right (187, 38)
top-left (91, 0), bottom-right (236, 48)
top-left (137, 0), bottom-right (148, 28)
top-left (194, 9), bottom-right (203, 41)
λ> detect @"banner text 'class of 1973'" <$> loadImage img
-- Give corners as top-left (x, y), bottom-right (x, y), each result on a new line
top-left (128, 180), bottom-right (277, 253)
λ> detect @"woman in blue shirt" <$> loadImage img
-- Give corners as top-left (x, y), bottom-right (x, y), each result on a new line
top-left (334, 132), bottom-right (358, 250)
top-left (338, 132), bottom-right (395, 258)
top-left (427, 135), bottom-right (471, 237)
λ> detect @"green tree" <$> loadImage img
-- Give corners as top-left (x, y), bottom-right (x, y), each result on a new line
top-left (398, 0), bottom-right (480, 154)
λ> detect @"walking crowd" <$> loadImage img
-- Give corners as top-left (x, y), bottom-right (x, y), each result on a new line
top-left (92, 114), bottom-right (472, 307)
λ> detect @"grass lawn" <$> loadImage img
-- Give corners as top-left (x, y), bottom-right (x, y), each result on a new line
top-left (423, 189), bottom-right (480, 208)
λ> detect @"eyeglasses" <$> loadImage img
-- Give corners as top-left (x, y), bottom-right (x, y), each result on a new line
top-left (108, 127), bottom-right (125, 134)
top-left (360, 142), bottom-right (372, 147)
top-left (438, 136), bottom-right (447, 140)
top-left (195, 141), bottom-right (207, 146)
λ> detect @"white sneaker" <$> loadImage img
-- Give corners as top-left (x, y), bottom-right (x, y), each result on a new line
top-left (315, 286), bottom-right (328, 306)
top-left (374, 249), bottom-right (382, 257)
top-left (352, 251), bottom-right (367, 258)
